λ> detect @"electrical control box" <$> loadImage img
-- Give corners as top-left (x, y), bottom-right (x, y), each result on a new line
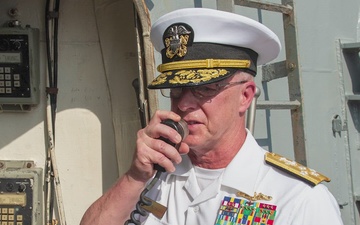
top-left (0, 161), bottom-right (43, 225)
top-left (0, 26), bottom-right (40, 112)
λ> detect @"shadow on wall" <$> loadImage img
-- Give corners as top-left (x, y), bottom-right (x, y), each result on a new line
top-left (92, 0), bottom-right (142, 189)
top-left (0, 0), bottom-right (141, 193)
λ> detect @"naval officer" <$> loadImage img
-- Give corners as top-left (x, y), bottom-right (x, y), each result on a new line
top-left (80, 8), bottom-right (344, 225)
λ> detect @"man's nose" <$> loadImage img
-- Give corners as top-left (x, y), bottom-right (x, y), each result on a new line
top-left (173, 88), bottom-right (198, 112)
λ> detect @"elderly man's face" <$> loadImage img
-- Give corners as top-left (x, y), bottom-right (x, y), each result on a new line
top-left (170, 72), bottom-right (255, 152)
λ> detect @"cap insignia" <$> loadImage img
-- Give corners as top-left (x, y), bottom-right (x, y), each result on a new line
top-left (163, 23), bottom-right (193, 59)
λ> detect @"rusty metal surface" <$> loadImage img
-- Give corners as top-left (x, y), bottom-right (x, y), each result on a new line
top-left (133, 0), bottom-right (158, 122)
top-left (261, 60), bottom-right (288, 82)
top-left (281, 0), bottom-right (307, 166)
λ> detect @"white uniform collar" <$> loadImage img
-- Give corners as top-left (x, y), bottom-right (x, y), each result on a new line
top-left (221, 130), bottom-right (265, 195)
top-left (172, 129), bottom-right (265, 196)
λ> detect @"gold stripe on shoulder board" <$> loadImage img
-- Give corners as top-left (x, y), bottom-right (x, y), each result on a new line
top-left (265, 152), bottom-right (331, 186)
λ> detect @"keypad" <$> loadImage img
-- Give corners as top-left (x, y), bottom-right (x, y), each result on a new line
top-left (0, 33), bottom-right (36, 104)
top-left (0, 207), bottom-right (23, 225)
top-left (0, 67), bottom-right (21, 95)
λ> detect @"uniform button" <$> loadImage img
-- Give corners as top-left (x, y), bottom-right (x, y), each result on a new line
top-left (193, 206), bottom-right (199, 213)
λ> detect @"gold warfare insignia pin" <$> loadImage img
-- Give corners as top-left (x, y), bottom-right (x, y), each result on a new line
top-left (163, 23), bottom-right (194, 59)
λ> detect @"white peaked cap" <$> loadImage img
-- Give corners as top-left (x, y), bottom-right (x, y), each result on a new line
top-left (148, 8), bottom-right (281, 89)
top-left (151, 8), bottom-right (281, 65)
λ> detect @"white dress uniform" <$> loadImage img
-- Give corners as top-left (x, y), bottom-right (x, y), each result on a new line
top-left (143, 131), bottom-right (343, 225)
top-left (143, 8), bottom-right (344, 225)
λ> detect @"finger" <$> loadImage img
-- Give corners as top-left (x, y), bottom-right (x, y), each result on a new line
top-left (136, 129), bottom-right (180, 172)
top-left (144, 121), bottom-right (182, 145)
top-left (177, 142), bottom-right (190, 156)
top-left (151, 138), bottom-right (182, 167)
top-left (149, 110), bottom-right (182, 125)
top-left (157, 122), bottom-right (183, 144)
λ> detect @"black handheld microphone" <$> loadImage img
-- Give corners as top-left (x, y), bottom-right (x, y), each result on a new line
top-left (154, 119), bottom-right (188, 172)
top-left (125, 119), bottom-right (188, 224)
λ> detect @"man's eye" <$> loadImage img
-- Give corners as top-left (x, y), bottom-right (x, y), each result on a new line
top-left (200, 85), bottom-right (217, 92)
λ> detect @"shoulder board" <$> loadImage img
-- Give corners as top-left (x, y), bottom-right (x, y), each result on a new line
top-left (265, 152), bottom-right (331, 186)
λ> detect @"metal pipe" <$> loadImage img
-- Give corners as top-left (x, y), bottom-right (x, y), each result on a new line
top-left (132, 0), bottom-right (157, 121)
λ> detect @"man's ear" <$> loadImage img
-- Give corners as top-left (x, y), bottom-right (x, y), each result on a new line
top-left (239, 81), bottom-right (256, 113)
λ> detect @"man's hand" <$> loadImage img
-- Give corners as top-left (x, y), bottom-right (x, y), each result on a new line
top-left (127, 110), bottom-right (189, 182)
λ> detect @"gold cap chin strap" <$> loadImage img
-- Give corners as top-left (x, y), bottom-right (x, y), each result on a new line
top-left (157, 59), bottom-right (251, 72)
